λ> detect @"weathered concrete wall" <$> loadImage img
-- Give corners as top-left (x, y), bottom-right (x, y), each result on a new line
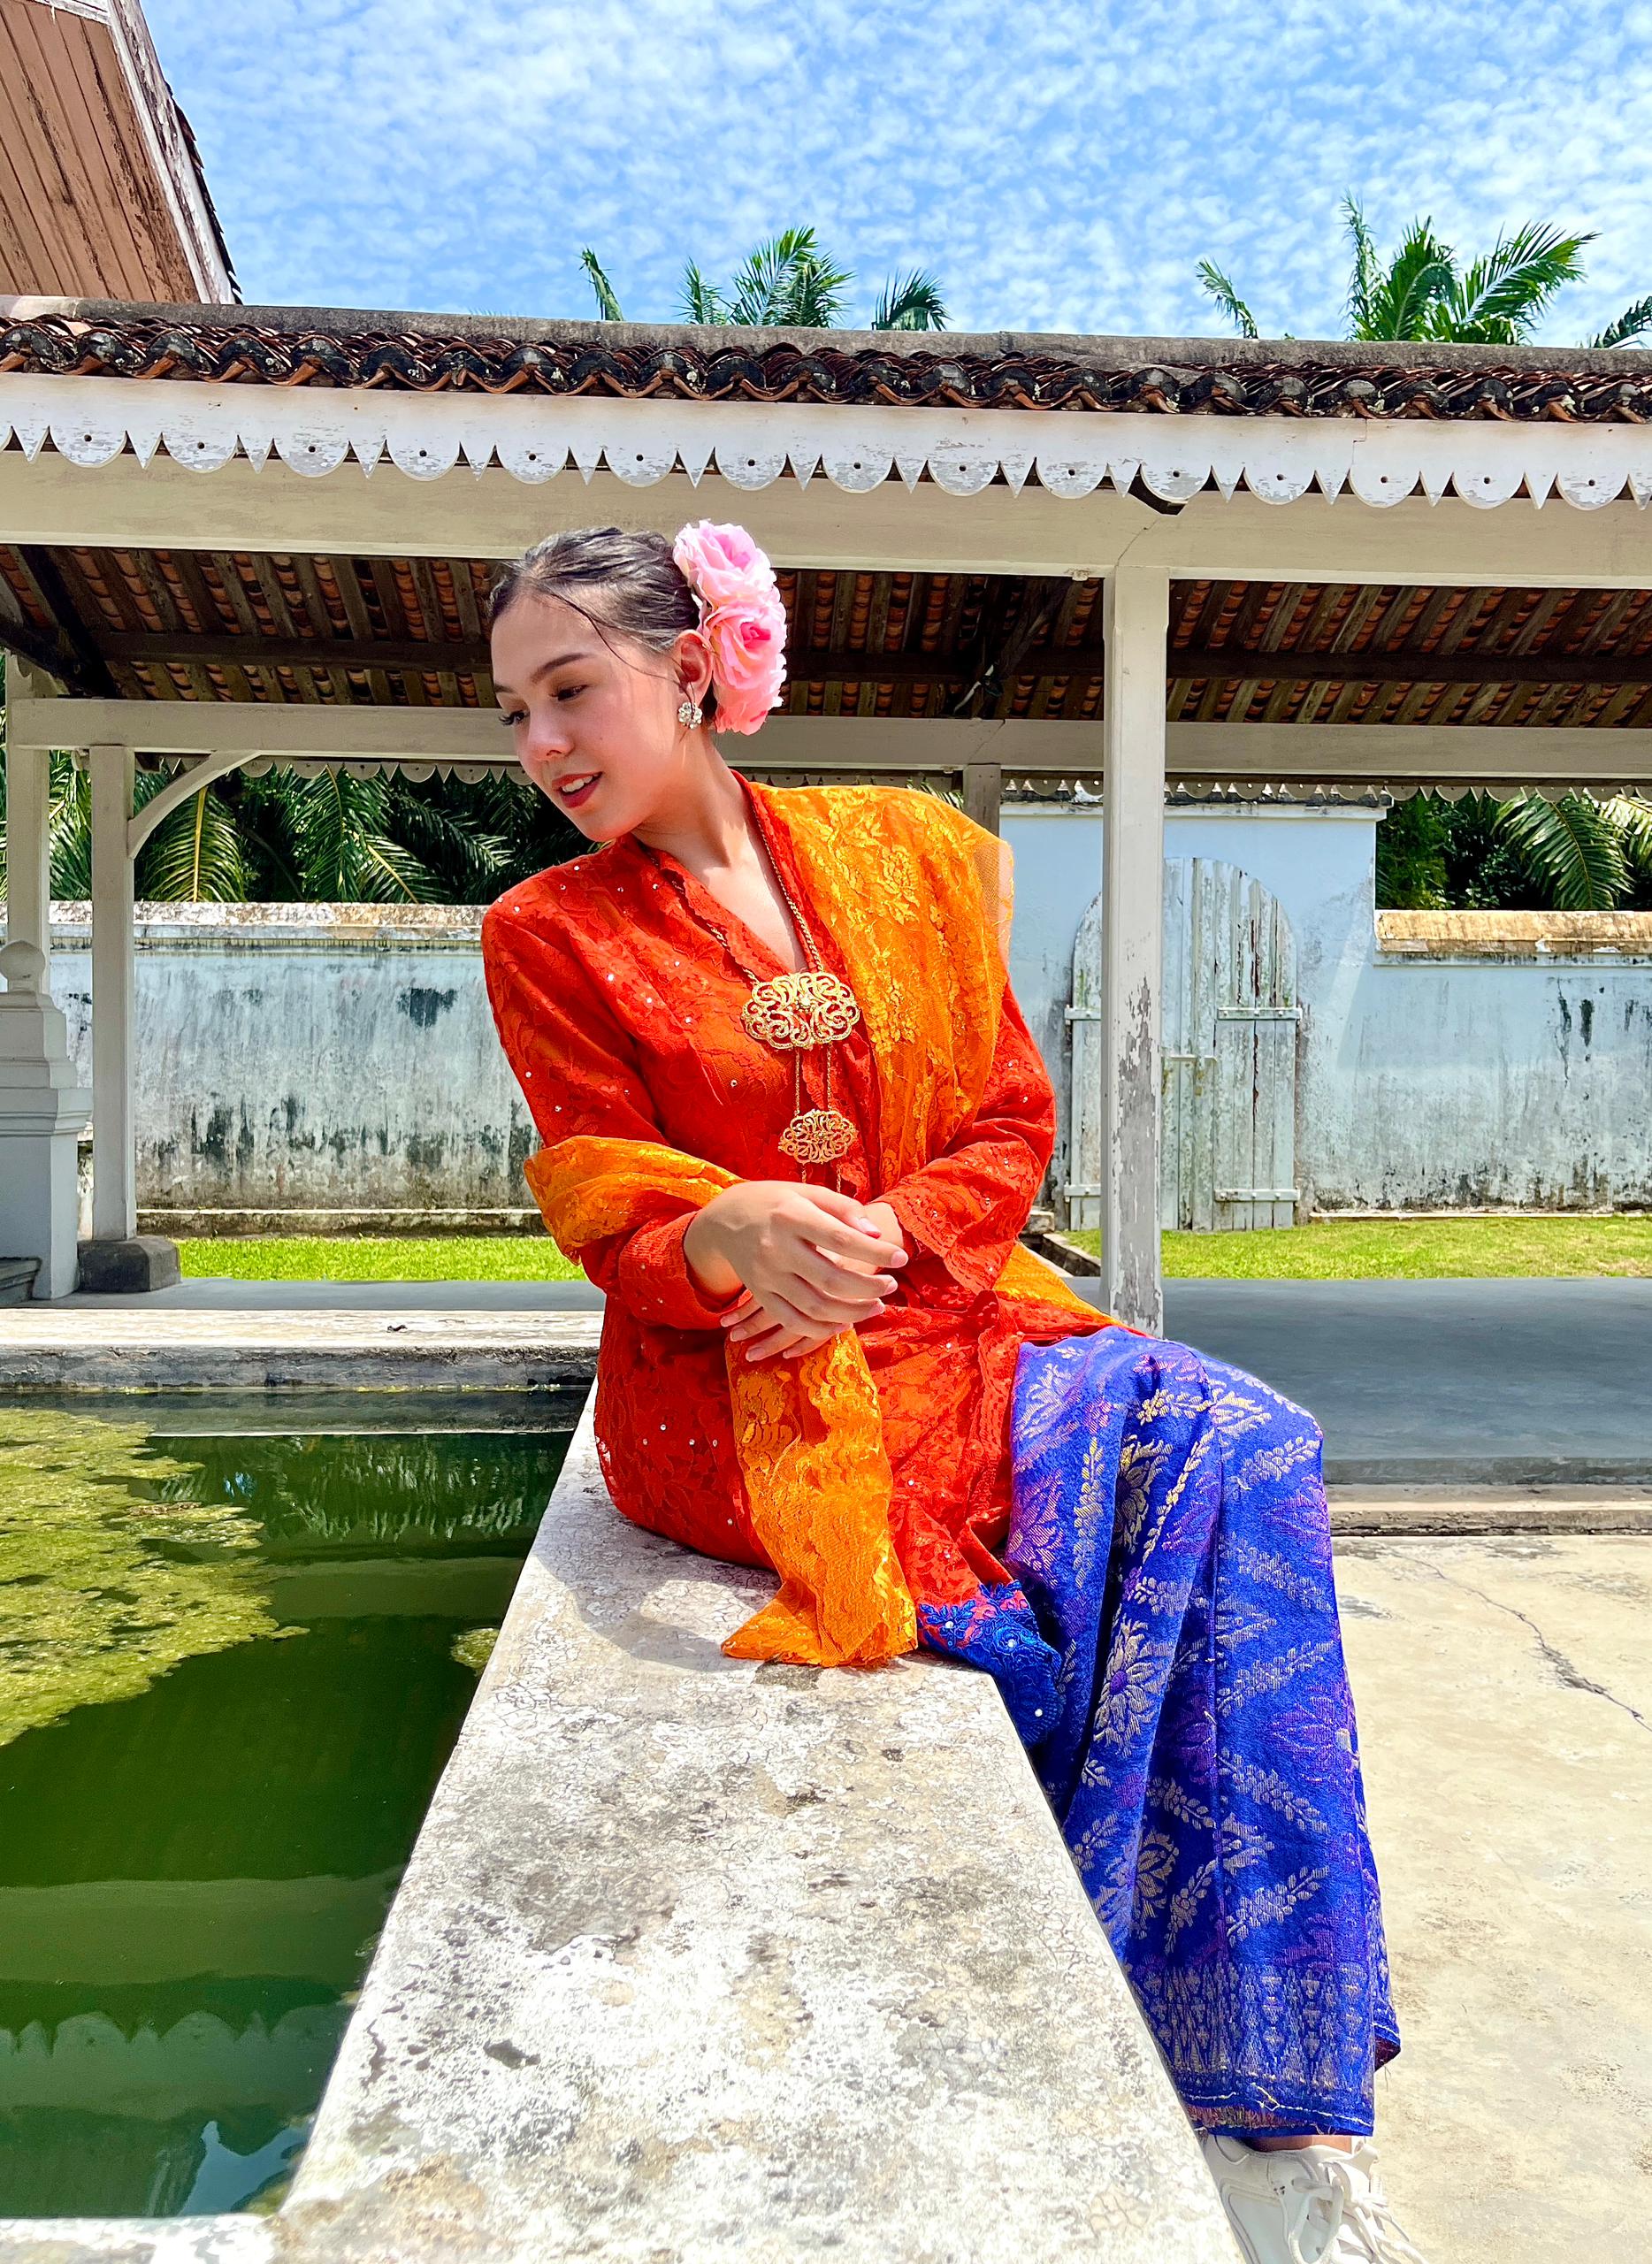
top-left (1003, 802), bottom-right (1652, 1213)
top-left (1006, 801), bottom-right (1383, 1216)
top-left (30, 811), bottom-right (1652, 1220)
top-left (47, 905), bottom-right (538, 1217)
top-left (1319, 940), bottom-right (1652, 1210)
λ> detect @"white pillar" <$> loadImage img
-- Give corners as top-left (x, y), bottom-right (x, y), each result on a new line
top-left (1100, 563), bottom-right (1168, 1333)
top-left (4, 743), bottom-right (53, 981)
top-left (0, 941), bottom-right (92, 1297)
top-left (961, 760), bottom-right (1003, 838)
top-left (88, 741), bottom-right (138, 1243)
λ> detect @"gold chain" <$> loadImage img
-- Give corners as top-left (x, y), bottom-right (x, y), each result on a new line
top-left (645, 827), bottom-right (861, 1177)
top-left (744, 850), bottom-right (860, 1168)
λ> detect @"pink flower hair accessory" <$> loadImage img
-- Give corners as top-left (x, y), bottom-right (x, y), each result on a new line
top-left (672, 520), bottom-right (788, 736)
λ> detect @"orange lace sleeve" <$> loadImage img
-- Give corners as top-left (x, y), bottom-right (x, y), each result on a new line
top-left (881, 982), bottom-right (1056, 1296)
top-left (481, 899), bottom-right (742, 1329)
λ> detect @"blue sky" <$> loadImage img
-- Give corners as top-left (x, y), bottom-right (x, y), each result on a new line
top-left (147, 0), bottom-right (1652, 346)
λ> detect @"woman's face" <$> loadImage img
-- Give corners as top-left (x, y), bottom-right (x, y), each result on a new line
top-left (491, 590), bottom-right (713, 842)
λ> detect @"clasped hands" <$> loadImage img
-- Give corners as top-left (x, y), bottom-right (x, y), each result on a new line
top-left (681, 1181), bottom-right (909, 1363)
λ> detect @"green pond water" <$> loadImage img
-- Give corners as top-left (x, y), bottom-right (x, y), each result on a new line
top-left (0, 1392), bottom-right (577, 2220)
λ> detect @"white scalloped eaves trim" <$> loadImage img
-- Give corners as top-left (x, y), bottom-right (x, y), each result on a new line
top-left (4, 374), bottom-right (1652, 510)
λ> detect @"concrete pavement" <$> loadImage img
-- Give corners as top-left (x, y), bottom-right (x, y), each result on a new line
top-left (15, 1273), bottom-right (1649, 1483)
top-left (1161, 1278), bottom-right (1652, 1484)
top-left (1340, 1534), bottom-right (1651, 2264)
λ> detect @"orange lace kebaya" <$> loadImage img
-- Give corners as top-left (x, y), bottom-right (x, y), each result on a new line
top-left (482, 773), bottom-right (1123, 1667)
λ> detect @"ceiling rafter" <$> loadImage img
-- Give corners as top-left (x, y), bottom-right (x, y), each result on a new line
top-left (44, 627), bottom-right (1652, 694)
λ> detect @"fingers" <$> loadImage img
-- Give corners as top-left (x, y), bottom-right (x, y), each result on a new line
top-left (729, 1246), bottom-right (891, 1327)
top-left (723, 1281), bottom-right (884, 1342)
top-left (739, 1320), bottom-right (826, 1362)
top-left (739, 1312), bottom-right (840, 1361)
top-left (793, 1189), bottom-right (908, 1269)
top-left (721, 1289), bottom-right (820, 1357)
top-left (791, 1246), bottom-right (900, 1304)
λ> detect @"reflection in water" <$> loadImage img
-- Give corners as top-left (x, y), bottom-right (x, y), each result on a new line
top-left (0, 1403), bottom-right (573, 2218)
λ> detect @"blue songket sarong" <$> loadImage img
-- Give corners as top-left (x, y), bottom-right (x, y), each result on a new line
top-left (917, 1325), bottom-right (1399, 2138)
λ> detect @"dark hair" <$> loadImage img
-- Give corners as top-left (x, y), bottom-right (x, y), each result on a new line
top-left (487, 526), bottom-right (716, 721)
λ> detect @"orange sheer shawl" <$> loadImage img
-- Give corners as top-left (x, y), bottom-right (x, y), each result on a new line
top-left (524, 785), bottom-right (1094, 1666)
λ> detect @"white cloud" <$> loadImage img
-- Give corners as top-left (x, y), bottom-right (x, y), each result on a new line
top-left (148, 0), bottom-right (1652, 345)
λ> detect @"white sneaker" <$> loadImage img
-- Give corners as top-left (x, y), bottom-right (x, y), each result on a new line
top-left (1199, 2135), bottom-right (1428, 2264)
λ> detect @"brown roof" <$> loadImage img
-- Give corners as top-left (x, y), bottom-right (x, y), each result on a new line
top-left (0, 14), bottom-right (234, 302)
top-left (8, 539), bottom-right (1652, 734)
top-left (4, 301), bottom-right (1652, 420)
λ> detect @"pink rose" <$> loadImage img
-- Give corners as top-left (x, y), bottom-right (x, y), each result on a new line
top-left (703, 585), bottom-right (787, 735)
top-left (673, 519), bottom-right (775, 609)
top-left (672, 520), bottom-right (787, 734)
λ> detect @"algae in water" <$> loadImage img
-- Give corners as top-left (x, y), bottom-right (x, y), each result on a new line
top-left (0, 1407), bottom-right (282, 1748)
top-left (451, 1625), bottom-right (499, 1674)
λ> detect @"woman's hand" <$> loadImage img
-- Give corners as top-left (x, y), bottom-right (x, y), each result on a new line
top-left (722, 1196), bottom-right (911, 1364)
top-left (683, 1183), bottom-right (908, 1363)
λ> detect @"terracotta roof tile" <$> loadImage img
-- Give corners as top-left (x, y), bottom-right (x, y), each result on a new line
top-left (5, 304), bottom-right (1652, 421)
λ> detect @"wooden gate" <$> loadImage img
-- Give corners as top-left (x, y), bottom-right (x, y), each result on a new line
top-left (1066, 860), bottom-right (1300, 1232)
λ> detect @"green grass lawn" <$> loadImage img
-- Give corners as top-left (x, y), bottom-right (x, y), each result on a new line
top-left (177, 1215), bottom-right (1652, 1283)
top-left (177, 1235), bottom-right (584, 1283)
top-left (1066, 1216), bottom-right (1652, 1279)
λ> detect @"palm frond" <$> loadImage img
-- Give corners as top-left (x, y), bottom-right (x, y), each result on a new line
top-left (1356, 218), bottom-right (1456, 340)
top-left (1196, 259), bottom-right (1258, 340)
top-left (779, 252), bottom-right (853, 329)
top-left (675, 228), bottom-right (861, 330)
top-left (225, 769), bottom-right (306, 899)
top-left (138, 784), bottom-right (248, 902)
top-left (678, 261), bottom-right (725, 324)
top-left (1373, 791), bottom-right (1449, 908)
top-left (1589, 294), bottom-right (1652, 349)
top-left (722, 228), bottom-right (853, 328)
top-left (579, 249), bottom-right (625, 323)
top-left (1493, 790), bottom-right (1630, 908)
top-left (285, 769), bottom-right (439, 903)
top-left (49, 753), bottom-right (92, 898)
top-left (386, 779), bottom-right (513, 897)
top-left (459, 768), bottom-right (582, 874)
top-left (871, 269), bottom-right (948, 331)
top-left (1342, 195), bottom-right (1380, 337)
top-left (352, 829), bottom-right (441, 905)
top-left (722, 230), bottom-right (806, 325)
top-left (1436, 223), bottom-right (1593, 344)
top-left (1603, 793), bottom-right (1652, 884)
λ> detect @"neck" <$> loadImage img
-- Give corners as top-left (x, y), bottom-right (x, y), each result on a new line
top-left (630, 745), bottom-right (760, 879)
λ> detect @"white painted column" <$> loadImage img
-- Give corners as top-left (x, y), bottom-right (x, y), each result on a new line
top-left (4, 743), bottom-right (53, 979)
top-left (88, 741), bottom-right (138, 1243)
top-left (961, 760), bottom-right (1003, 838)
top-left (1100, 563), bottom-right (1169, 1333)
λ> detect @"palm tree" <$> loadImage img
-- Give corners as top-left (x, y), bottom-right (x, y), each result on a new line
top-left (0, 743), bottom-right (577, 910)
top-left (580, 228), bottom-right (948, 332)
top-left (1377, 790), bottom-right (1652, 912)
top-left (1200, 199), bottom-right (1652, 908)
top-left (1198, 195), bottom-right (1649, 349)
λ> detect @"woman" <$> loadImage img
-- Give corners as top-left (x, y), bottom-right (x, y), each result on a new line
top-left (481, 522), bottom-right (1421, 2264)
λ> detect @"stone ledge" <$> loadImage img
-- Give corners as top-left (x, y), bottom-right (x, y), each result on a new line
top-left (0, 1258), bottom-right (40, 1307)
top-left (0, 1407), bottom-right (1235, 2261)
top-left (276, 1405), bottom-right (1235, 2263)
top-left (0, 1308), bottom-right (600, 1391)
top-left (0, 2217), bottom-right (269, 2261)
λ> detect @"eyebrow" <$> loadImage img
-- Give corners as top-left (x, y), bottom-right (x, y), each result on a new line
top-left (493, 648), bottom-right (594, 699)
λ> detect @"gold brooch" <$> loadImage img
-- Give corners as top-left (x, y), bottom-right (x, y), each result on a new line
top-left (778, 1107), bottom-right (859, 1164)
top-left (741, 970), bottom-right (861, 1051)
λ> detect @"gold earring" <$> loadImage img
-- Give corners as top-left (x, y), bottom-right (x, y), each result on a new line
top-left (677, 697), bottom-right (703, 727)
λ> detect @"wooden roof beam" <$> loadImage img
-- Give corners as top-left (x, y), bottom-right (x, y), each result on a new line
top-left (34, 628), bottom-right (1652, 695)
top-left (4, 546), bottom-right (117, 695)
